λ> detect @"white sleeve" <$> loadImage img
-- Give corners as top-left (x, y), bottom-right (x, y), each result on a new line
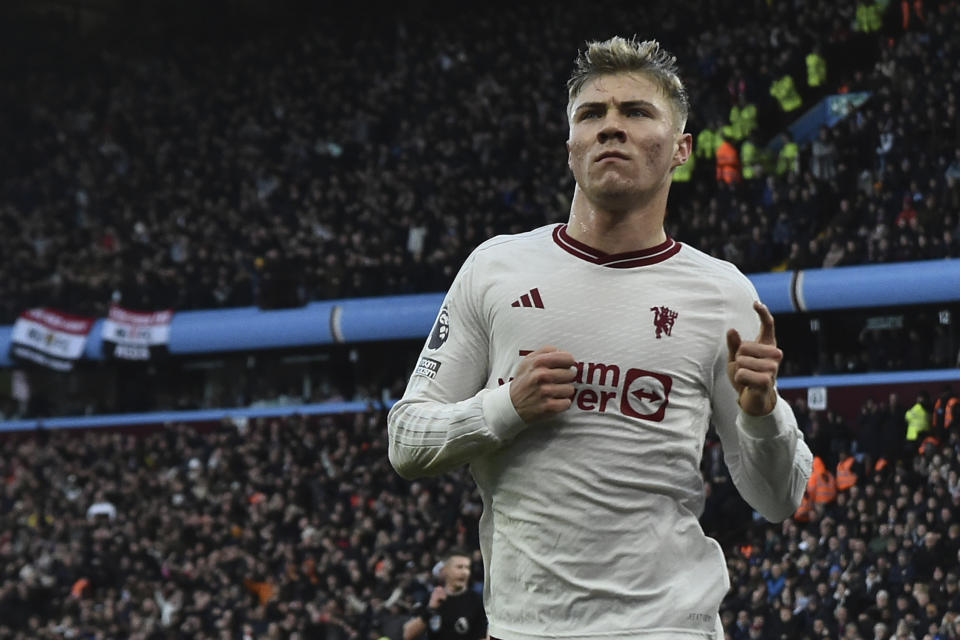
top-left (709, 282), bottom-right (813, 523)
top-left (387, 250), bottom-right (528, 479)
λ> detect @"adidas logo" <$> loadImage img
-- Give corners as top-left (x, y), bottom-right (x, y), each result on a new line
top-left (511, 288), bottom-right (545, 309)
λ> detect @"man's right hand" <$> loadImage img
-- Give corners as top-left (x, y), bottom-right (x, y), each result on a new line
top-left (428, 585), bottom-right (447, 609)
top-left (509, 346), bottom-right (577, 423)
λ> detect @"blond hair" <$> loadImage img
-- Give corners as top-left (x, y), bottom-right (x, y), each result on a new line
top-left (567, 36), bottom-right (689, 130)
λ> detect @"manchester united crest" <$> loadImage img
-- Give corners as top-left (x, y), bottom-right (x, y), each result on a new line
top-left (650, 306), bottom-right (678, 339)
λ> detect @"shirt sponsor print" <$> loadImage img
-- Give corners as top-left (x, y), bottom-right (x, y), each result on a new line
top-left (413, 357), bottom-right (442, 380)
top-left (499, 350), bottom-right (672, 421)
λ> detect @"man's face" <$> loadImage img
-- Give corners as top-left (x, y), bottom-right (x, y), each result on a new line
top-left (443, 555), bottom-right (471, 593)
top-left (566, 72), bottom-right (691, 211)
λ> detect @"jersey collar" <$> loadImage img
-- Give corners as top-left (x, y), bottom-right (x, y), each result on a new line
top-left (552, 224), bottom-right (681, 268)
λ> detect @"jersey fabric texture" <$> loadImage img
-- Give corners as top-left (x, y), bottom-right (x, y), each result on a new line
top-left (389, 223), bottom-right (813, 640)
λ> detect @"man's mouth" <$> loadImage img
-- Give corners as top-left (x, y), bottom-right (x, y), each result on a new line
top-left (596, 151), bottom-right (629, 162)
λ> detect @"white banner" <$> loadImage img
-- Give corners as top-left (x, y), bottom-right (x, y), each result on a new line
top-left (10, 308), bottom-right (95, 371)
top-left (101, 306), bottom-right (173, 361)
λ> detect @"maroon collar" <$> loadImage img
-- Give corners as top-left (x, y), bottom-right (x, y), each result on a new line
top-left (551, 224), bottom-right (681, 268)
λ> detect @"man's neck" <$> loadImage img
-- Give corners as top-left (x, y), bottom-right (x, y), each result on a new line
top-left (565, 186), bottom-right (669, 254)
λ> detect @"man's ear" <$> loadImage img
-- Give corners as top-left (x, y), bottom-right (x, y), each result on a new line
top-left (672, 132), bottom-right (693, 170)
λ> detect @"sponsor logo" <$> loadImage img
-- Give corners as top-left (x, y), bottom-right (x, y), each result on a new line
top-left (510, 287), bottom-right (545, 309)
top-left (413, 357), bottom-right (442, 380)
top-left (620, 369), bottom-right (672, 421)
top-left (650, 305), bottom-right (678, 338)
top-left (427, 305), bottom-right (450, 350)
top-left (500, 350), bottom-right (672, 422)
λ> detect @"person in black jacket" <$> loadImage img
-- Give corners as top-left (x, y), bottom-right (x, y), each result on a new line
top-left (403, 549), bottom-right (487, 640)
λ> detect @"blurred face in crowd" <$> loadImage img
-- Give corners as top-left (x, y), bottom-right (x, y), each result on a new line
top-left (443, 554), bottom-right (471, 594)
top-left (566, 72), bottom-right (691, 213)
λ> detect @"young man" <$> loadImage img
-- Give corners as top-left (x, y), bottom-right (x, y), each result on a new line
top-left (403, 549), bottom-right (487, 640)
top-left (388, 36), bottom-right (813, 640)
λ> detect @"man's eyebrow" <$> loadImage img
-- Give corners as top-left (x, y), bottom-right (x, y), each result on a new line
top-left (573, 100), bottom-right (661, 114)
top-left (573, 101), bottom-right (607, 114)
top-left (618, 100), bottom-right (659, 112)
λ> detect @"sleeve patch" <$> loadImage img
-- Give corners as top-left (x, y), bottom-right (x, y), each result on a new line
top-left (413, 357), bottom-right (442, 380)
top-left (427, 305), bottom-right (450, 350)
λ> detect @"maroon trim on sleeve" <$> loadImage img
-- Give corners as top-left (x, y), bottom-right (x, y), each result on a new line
top-left (551, 224), bottom-right (681, 268)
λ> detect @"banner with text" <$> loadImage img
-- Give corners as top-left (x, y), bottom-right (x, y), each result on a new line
top-left (10, 309), bottom-right (95, 371)
top-left (101, 306), bottom-right (173, 361)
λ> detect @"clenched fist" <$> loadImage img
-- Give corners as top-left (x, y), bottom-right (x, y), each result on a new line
top-left (509, 346), bottom-right (577, 423)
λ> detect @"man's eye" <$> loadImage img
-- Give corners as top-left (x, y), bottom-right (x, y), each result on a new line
top-left (628, 109), bottom-right (649, 117)
top-left (580, 112), bottom-right (600, 120)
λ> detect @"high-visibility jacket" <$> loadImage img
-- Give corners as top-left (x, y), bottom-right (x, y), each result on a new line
top-left (770, 75), bottom-right (802, 112)
top-left (855, 2), bottom-right (883, 32)
top-left (794, 493), bottom-right (814, 522)
top-left (905, 402), bottom-right (931, 441)
top-left (917, 435), bottom-right (940, 454)
top-left (741, 141), bottom-right (760, 180)
top-left (776, 142), bottom-right (799, 175)
top-left (696, 128), bottom-right (721, 160)
top-left (836, 457), bottom-right (857, 491)
top-left (722, 104), bottom-right (759, 141)
top-left (811, 456), bottom-right (837, 504)
top-left (716, 140), bottom-right (741, 184)
top-left (902, 0), bottom-right (925, 30)
top-left (933, 395), bottom-right (959, 430)
top-left (673, 153), bottom-right (695, 182)
top-left (806, 52), bottom-right (827, 87)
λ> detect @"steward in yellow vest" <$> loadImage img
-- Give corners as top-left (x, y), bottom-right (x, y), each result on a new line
top-left (770, 75), bottom-right (802, 113)
top-left (905, 391), bottom-right (931, 441)
top-left (806, 48), bottom-right (827, 88)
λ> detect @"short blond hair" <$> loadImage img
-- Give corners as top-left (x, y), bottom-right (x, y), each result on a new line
top-left (567, 36), bottom-right (689, 131)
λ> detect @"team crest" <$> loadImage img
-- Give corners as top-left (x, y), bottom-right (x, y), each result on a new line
top-left (428, 305), bottom-right (450, 349)
top-left (650, 306), bottom-right (678, 339)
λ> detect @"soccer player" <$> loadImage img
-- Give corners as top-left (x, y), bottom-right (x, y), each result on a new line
top-left (388, 36), bottom-right (813, 640)
top-left (403, 549), bottom-right (487, 640)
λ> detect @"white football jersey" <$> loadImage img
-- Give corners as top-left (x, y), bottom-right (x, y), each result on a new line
top-left (389, 223), bottom-right (812, 640)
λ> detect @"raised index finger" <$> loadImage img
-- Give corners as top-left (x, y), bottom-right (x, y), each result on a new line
top-left (754, 301), bottom-right (776, 346)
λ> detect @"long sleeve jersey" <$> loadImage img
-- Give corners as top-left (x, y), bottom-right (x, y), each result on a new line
top-left (388, 223), bottom-right (813, 640)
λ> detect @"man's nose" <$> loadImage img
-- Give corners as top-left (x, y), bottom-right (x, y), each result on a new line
top-left (597, 124), bottom-right (627, 144)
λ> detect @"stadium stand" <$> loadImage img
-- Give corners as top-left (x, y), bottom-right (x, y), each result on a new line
top-left (0, 1), bottom-right (958, 324)
top-left (1, 389), bottom-right (959, 639)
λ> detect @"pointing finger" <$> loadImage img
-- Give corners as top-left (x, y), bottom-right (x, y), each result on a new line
top-left (754, 301), bottom-right (776, 346)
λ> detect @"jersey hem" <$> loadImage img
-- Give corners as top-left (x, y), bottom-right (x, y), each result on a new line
top-left (488, 625), bottom-right (718, 640)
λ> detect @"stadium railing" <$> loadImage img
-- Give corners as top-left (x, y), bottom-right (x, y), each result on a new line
top-left (0, 259), bottom-right (958, 366)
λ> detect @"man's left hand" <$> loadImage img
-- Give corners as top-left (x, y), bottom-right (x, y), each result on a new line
top-left (726, 301), bottom-right (782, 417)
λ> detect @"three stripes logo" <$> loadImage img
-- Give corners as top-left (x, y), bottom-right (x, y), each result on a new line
top-left (511, 288), bottom-right (545, 309)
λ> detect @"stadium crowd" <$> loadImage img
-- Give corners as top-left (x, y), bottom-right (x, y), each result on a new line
top-left (1, 385), bottom-right (959, 639)
top-left (0, 0), bottom-right (958, 326)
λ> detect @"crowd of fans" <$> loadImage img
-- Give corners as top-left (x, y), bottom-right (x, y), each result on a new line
top-left (1, 383), bottom-right (958, 639)
top-left (1, 0), bottom-right (958, 327)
